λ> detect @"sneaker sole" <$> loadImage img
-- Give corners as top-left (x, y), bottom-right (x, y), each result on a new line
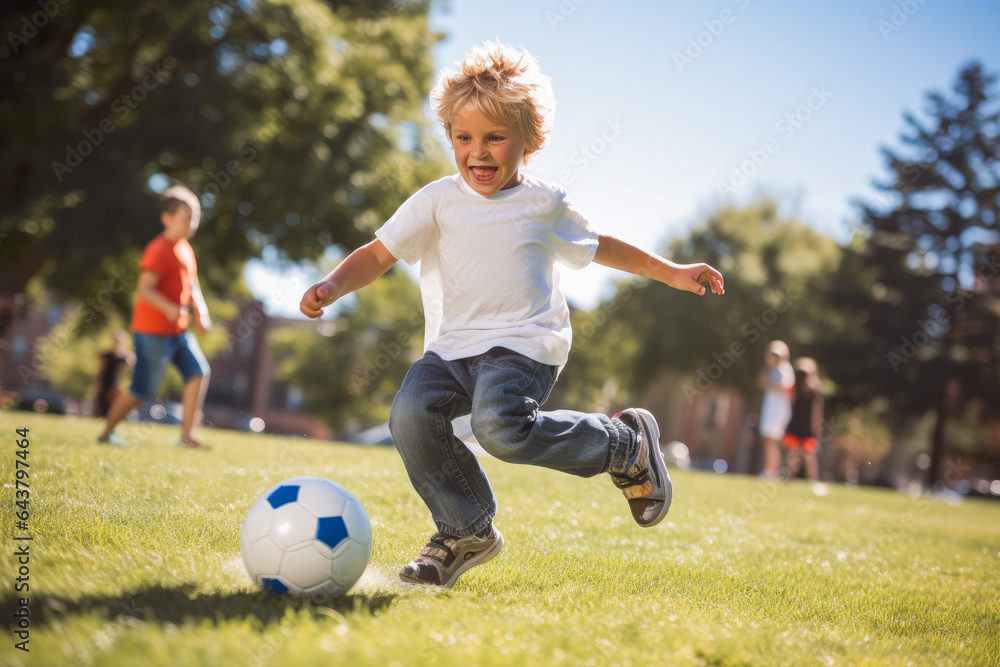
top-left (634, 408), bottom-right (673, 527)
top-left (399, 528), bottom-right (505, 589)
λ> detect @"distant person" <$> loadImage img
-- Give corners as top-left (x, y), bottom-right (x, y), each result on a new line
top-left (758, 340), bottom-right (794, 477)
top-left (97, 185), bottom-right (212, 449)
top-left (299, 42), bottom-right (725, 588)
top-left (782, 358), bottom-right (824, 481)
top-left (94, 329), bottom-right (134, 418)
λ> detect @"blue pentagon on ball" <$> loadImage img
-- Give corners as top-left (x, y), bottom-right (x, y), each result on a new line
top-left (316, 516), bottom-right (349, 550)
top-left (260, 577), bottom-right (289, 594)
top-left (267, 485), bottom-right (299, 509)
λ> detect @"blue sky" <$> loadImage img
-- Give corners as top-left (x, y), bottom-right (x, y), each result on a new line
top-left (248, 0), bottom-right (1000, 314)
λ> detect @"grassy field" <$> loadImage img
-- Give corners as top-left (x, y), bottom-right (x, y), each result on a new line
top-left (0, 412), bottom-right (998, 666)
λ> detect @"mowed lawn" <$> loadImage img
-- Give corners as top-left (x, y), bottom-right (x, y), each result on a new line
top-left (1, 412), bottom-right (998, 666)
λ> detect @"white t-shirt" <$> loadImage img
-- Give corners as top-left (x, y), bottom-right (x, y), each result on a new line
top-left (375, 173), bottom-right (601, 367)
top-left (759, 363), bottom-right (795, 439)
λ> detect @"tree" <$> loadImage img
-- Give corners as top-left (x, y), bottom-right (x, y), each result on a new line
top-left (555, 200), bottom-right (844, 410)
top-left (269, 267), bottom-right (422, 431)
top-left (0, 0), bottom-right (447, 321)
top-left (817, 61), bottom-right (1000, 486)
top-left (33, 286), bottom-right (238, 401)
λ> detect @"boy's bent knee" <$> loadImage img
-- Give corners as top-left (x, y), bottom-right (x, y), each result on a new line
top-left (470, 403), bottom-right (533, 463)
top-left (389, 389), bottom-right (437, 437)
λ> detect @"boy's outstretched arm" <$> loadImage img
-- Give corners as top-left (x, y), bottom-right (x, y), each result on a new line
top-left (299, 239), bottom-right (398, 319)
top-left (593, 234), bottom-right (725, 296)
top-left (190, 275), bottom-right (212, 332)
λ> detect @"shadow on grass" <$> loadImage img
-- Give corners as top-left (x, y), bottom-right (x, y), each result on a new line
top-left (2, 583), bottom-right (397, 629)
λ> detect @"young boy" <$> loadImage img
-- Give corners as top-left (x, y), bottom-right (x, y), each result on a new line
top-left (300, 43), bottom-right (725, 587)
top-left (98, 185), bottom-right (213, 450)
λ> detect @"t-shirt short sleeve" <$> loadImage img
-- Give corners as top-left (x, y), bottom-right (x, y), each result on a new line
top-left (140, 237), bottom-right (173, 275)
top-left (375, 187), bottom-right (436, 266)
top-left (551, 194), bottom-right (601, 270)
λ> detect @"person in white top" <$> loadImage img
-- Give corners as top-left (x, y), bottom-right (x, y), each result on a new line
top-left (758, 340), bottom-right (796, 478)
top-left (299, 42), bottom-right (725, 588)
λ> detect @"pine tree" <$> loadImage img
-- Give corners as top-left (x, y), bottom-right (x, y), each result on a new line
top-left (826, 62), bottom-right (1000, 486)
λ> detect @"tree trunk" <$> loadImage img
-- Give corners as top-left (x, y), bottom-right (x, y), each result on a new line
top-left (927, 385), bottom-right (949, 489)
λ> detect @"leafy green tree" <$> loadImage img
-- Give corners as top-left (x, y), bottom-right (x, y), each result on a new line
top-left (270, 267), bottom-right (422, 431)
top-left (556, 200), bottom-right (844, 410)
top-left (0, 0), bottom-right (447, 321)
top-left (554, 308), bottom-right (640, 413)
top-left (33, 312), bottom-right (127, 404)
top-left (816, 61), bottom-right (1000, 486)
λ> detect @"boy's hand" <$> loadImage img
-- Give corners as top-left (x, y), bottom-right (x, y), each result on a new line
top-left (668, 263), bottom-right (725, 296)
top-left (195, 311), bottom-right (213, 333)
top-left (593, 236), bottom-right (724, 296)
top-left (164, 303), bottom-right (184, 323)
top-left (300, 281), bottom-right (340, 319)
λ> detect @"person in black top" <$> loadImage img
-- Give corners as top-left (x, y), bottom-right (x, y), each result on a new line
top-left (94, 330), bottom-right (134, 418)
top-left (782, 357), bottom-right (824, 480)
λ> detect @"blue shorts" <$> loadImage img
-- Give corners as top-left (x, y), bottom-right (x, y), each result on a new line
top-left (130, 331), bottom-right (210, 401)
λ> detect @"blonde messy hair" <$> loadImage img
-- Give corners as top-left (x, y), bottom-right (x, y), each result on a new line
top-left (431, 42), bottom-right (556, 164)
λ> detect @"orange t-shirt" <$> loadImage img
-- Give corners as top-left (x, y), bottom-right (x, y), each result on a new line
top-left (131, 235), bottom-right (197, 336)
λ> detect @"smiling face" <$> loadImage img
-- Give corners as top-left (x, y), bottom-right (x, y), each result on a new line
top-left (450, 102), bottom-right (527, 197)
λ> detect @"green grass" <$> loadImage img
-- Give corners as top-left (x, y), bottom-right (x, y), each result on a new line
top-left (1, 412), bottom-right (998, 666)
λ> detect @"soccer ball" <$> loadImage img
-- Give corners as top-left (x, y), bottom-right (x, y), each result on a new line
top-left (240, 476), bottom-right (372, 596)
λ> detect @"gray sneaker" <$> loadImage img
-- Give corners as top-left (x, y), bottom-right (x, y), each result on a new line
top-left (399, 525), bottom-right (504, 588)
top-left (609, 408), bottom-right (672, 527)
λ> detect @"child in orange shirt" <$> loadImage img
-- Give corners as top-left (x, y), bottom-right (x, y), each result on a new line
top-left (98, 185), bottom-right (212, 449)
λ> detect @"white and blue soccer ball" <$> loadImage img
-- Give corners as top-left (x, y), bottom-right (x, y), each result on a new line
top-left (240, 476), bottom-right (372, 596)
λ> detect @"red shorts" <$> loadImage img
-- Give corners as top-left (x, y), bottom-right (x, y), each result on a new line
top-left (783, 434), bottom-right (817, 452)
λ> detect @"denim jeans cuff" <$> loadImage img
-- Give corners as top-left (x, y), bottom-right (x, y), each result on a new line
top-left (598, 414), bottom-right (626, 474)
top-left (437, 500), bottom-right (497, 538)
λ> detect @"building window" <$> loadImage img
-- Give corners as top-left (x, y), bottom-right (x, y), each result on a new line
top-left (234, 372), bottom-right (249, 401)
top-left (11, 336), bottom-right (27, 365)
top-left (703, 398), bottom-right (717, 430)
top-left (47, 305), bottom-right (62, 328)
top-left (287, 386), bottom-right (303, 411)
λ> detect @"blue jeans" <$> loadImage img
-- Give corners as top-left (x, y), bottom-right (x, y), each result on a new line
top-left (130, 331), bottom-right (210, 401)
top-left (389, 348), bottom-right (630, 537)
